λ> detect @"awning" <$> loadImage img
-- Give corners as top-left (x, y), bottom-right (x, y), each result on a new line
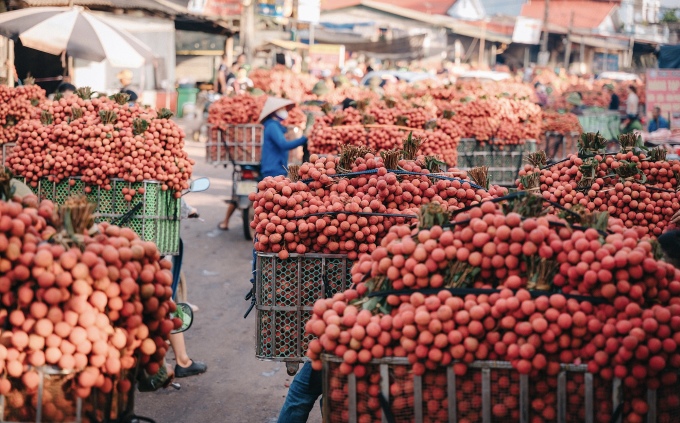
top-left (568, 34), bottom-right (630, 51)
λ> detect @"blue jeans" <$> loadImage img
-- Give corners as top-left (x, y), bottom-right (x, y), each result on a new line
top-left (277, 362), bottom-right (323, 423)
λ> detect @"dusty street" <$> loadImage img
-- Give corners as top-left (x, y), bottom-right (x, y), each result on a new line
top-left (135, 137), bottom-right (322, 423)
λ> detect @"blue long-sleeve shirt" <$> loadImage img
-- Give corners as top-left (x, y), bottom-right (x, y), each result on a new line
top-left (648, 116), bottom-right (670, 132)
top-left (260, 118), bottom-right (307, 178)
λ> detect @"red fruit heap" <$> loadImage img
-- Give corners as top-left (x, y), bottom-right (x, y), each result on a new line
top-left (518, 133), bottom-right (680, 236)
top-left (7, 89), bottom-right (193, 198)
top-left (306, 196), bottom-right (680, 423)
top-left (0, 84), bottom-right (45, 145)
top-left (540, 110), bottom-right (582, 135)
top-left (309, 106), bottom-right (458, 165)
top-left (0, 188), bottom-right (176, 421)
top-left (250, 146), bottom-right (506, 261)
top-left (207, 92), bottom-right (307, 130)
top-left (249, 65), bottom-right (318, 102)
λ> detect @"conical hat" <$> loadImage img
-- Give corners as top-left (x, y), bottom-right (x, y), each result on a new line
top-left (258, 96), bottom-right (295, 123)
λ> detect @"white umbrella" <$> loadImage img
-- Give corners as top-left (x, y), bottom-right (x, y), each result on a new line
top-left (0, 6), bottom-right (156, 68)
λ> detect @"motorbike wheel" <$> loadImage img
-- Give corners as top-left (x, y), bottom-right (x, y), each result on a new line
top-left (242, 206), bottom-right (255, 240)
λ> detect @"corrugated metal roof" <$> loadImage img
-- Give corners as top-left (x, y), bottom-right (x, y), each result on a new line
top-left (322, 0), bottom-right (455, 15)
top-left (16, 0), bottom-right (179, 15)
top-left (520, 1), bottom-right (617, 30)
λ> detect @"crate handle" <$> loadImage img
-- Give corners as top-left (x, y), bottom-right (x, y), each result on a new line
top-left (610, 403), bottom-right (623, 423)
top-left (322, 272), bottom-right (332, 299)
top-left (378, 392), bottom-right (396, 423)
top-left (113, 202), bottom-right (143, 226)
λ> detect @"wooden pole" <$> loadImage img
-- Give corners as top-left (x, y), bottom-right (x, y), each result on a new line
top-left (478, 20), bottom-right (486, 66)
top-left (540, 0), bottom-right (550, 54)
top-left (7, 39), bottom-right (13, 88)
top-left (564, 11), bottom-right (574, 70)
top-left (226, 36), bottom-right (234, 66)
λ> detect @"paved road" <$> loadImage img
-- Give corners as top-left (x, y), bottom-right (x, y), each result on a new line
top-left (135, 134), bottom-right (322, 423)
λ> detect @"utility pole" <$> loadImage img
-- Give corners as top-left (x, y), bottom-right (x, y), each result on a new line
top-left (539, 0), bottom-right (550, 65)
top-left (563, 11), bottom-right (574, 70)
top-left (241, 0), bottom-right (255, 63)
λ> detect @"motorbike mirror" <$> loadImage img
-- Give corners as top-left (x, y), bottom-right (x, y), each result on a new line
top-left (189, 178), bottom-right (210, 193)
top-left (170, 303), bottom-right (194, 334)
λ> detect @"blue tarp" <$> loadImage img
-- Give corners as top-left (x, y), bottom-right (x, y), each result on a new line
top-left (659, 45), bottom-right (680, 69)
top-left (319, 22), bottom-right (374, 30)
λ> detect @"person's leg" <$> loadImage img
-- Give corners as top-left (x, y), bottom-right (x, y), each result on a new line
top-left (277, 362), bottom-right (323, 423)
top-left (219, 203), bottom-right (236, 230)
top-left (169, 332), bottom-right (207, 377)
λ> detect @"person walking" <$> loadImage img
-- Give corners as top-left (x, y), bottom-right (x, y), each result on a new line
top-left (605, 84), bottom-right (620, 112)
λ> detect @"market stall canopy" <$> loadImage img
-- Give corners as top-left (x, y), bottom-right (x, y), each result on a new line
top-left (0, 6), bottom-right (157, 67)
top-left (13, 0), bottom-right (236, 35)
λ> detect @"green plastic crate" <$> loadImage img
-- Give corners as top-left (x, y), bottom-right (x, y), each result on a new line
top-left (18, 177), bottom-right (180, 255)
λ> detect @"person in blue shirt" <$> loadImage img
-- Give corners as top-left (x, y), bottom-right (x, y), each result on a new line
top-left (218, 97), bottom-right (308, 230)
top-left (648, 106), bottom-right (670, 133)
top-left (258, 97), bottom-right (308, 178)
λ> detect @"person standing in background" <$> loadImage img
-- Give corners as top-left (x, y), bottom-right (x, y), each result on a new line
top-left (216, 53), bottom-right (247, 95)
top-left (117, 69), bottom-right (140, 99)
top-left (648, 106), bottom-right (670, 132)
top-left (626, 85), bottom-right (639, 118)
top-left (605, 84), bottom-right (620, 112)
top-left (230, 67), bottom-right (253, 94)
top-left (534, 82), bottom-right (548, 107)
top-left (215, 54), bottom-right (231, 95)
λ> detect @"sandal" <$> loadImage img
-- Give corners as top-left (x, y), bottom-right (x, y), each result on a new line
top-left (217, 222), bottom-right (229, 231)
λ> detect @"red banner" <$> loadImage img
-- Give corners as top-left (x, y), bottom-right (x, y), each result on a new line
top-left (646, 69), bottom-right (680, 129)
top-left (195, 0), bottom-right (242, 17)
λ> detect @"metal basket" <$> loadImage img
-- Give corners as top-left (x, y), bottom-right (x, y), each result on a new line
top-left (19, 177), bottom-right (180, 255)
top-left (228, 124), bottom-right (264, 165)
top-left (205, 125), bottom-right (232, 166)
top-left (541, 131), bottom-right (581, 162)
top-left (456, 139), bottom-right (537, 187)
top-left (226, 124), bottom-right (304, 166)
top-left (0, 366), bottom-right (82, 423)
top-left (256, 253), bottom-right (353, 375)
top-left (321, 356), bottom-right (617, 423)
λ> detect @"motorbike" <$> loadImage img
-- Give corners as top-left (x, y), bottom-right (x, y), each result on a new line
top-left (232, 164), bottom-right (259, 240)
